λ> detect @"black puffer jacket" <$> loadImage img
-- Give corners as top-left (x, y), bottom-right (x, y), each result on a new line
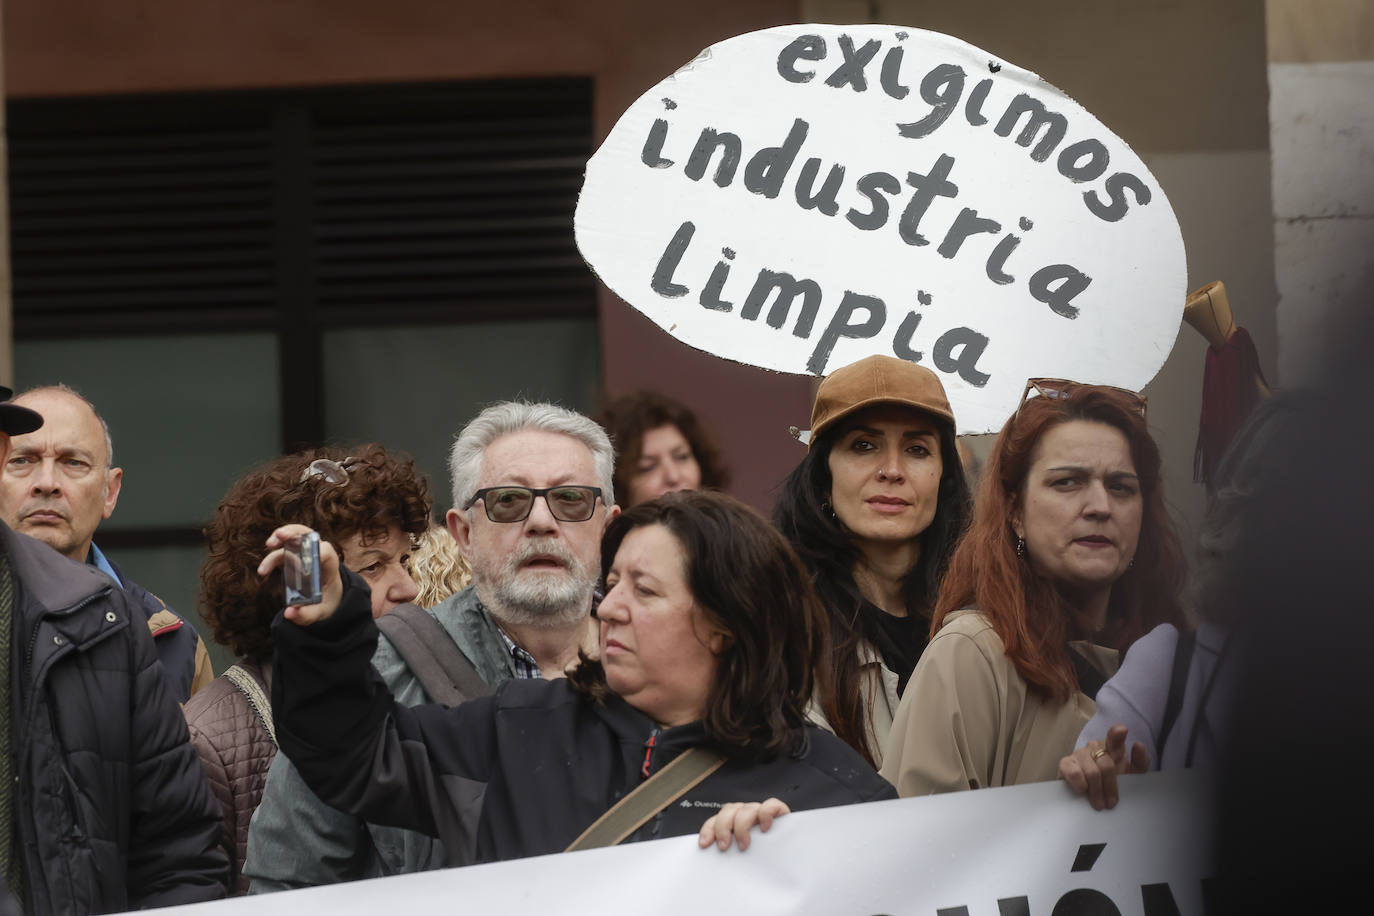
top-left (273, 570), bottom-right (897, 864)
top-left (5, 524), bottom-right (227, 914)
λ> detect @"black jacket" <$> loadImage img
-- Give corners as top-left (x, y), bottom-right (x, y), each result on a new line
top-left (4, 524), bottom-right (227, 914)
top-left (273, 570), bottom-right (897, 865)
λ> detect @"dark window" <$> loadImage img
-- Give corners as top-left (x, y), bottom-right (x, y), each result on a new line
top-left (8, 77), bottom-right (596, 449)
top-left (6, 80), bottom-right (598, 656)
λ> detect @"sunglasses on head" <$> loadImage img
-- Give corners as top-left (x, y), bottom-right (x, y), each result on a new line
top-left (1017, 378), bottom-right (1147, 421)
top-left (299, 456), bottom-right (360, 486)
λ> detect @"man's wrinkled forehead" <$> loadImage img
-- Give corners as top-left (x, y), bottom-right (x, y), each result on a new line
top-left (477, 430), bottom-right (599, 490)
top-left (13, 390), bottom-right (111, 464)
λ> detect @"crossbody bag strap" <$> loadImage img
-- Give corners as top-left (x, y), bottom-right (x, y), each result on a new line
top-left (565, 746), bottom-right (727, 852)
top-left (1157, 629), bottom-right (1196, 759)
top-left (224, 664), bottom-right (276, 747)
top-left (377, 604), bottom-right (491, 707)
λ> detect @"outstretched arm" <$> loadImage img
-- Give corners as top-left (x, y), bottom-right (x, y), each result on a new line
top-left (268, 525), bottom-right (502, 854)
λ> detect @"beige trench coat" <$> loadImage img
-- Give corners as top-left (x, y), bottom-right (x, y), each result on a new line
top-left (879, 610), bottom-right (1118, 796)
top-left (808, 639), bottom-right (902, 768)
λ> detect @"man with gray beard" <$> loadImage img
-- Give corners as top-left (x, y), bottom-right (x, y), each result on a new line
top-left (446, 400), bottom-right (614, 676)
top-left (245, 402), bottom-right (616, 890)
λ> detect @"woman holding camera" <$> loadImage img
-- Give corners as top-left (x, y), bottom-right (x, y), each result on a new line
top-left (184, 444), bottom-right (429, 893)
top-left (265, 490), bottom-right (896, 864)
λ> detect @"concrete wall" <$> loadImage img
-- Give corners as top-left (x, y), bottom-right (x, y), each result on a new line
top-left (804, 0), bottom-right (1278, 565)
top-left (1266, 0), bottom-right (1374, 387)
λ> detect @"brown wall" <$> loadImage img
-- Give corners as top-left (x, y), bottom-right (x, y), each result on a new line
top-left (3, 0), bottom-right (813, 513)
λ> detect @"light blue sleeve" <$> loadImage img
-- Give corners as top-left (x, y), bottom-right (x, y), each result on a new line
top-left (1075, 623), bottom-right (1180, 771)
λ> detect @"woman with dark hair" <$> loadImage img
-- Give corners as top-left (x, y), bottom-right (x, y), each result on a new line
top-left (879, 379), bottom-right (1187, 796)
top-left (773, 355), bottom-right (971, 767)
top-left (264, 490), bottom-right (895, 865)
top-left (598, 389), bottom-right (730, 506)
top-left (184, 444), bottom-right (430, 893)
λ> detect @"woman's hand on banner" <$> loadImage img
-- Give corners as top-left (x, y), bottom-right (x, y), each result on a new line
top-left (698, 798), bottom-right (791, 851)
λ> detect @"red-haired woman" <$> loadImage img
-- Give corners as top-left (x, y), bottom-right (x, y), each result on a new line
top-left (879, 380), bottom-right (1187, 795)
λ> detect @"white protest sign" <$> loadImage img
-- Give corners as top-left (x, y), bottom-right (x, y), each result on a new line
top-left (575, 24), bottom-right (1187, 433)
top-left (153, 770), bottom-right (1212, 915)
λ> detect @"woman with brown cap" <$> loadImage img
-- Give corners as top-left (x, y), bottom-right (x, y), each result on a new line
top-left (773, 355), bottom-right (971, 767)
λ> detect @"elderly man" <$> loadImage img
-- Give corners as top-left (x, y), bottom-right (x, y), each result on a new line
top-left (0, 386), bottom-right (227, 912)
top-left (245, 401), bottom-right (615, 890)
top-left (0, 385), bottom-right (211, 702)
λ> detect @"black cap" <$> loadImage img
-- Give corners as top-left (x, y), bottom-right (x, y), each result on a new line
top-left (0, 386), bottom-right (43, 436)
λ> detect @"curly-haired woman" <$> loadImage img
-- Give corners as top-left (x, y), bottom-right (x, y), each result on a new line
top-left (183, 444), bottom-right (430, 893)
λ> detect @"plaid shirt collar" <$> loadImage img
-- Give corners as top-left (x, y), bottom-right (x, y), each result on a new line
top-left (496, 626), bottom-right (542, 680)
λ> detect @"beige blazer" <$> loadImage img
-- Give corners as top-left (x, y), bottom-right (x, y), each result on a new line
top-left (808, 639), bottom-right (902, 768)
top-left (879, 610), bottom-right (1118, 796)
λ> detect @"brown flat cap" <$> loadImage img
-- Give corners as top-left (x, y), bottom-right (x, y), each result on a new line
top-left (792, 355), bottom-right (954, 447)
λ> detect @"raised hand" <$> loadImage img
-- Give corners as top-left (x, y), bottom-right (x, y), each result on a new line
top-left (1058, 723), bottom-right (1150, 810)
top-left (258, 524), bottom-right (344, 626)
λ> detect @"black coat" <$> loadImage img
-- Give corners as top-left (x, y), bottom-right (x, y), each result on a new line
top-left (4, 524), bottom-right (227, 914)
top-left (273, 570), bottom-right (897, 865)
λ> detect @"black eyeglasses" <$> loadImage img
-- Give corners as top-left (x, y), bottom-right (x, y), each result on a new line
top-left (1017, 378), bottom-right (1147, 421)
top-left (464, 486), bottom-right (603, 523)
top-left (299, 456), bottom-right (359, 485)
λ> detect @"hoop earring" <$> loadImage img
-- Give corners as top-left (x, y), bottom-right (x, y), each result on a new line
top-left (1015, 536), bottom-right (1026, 558)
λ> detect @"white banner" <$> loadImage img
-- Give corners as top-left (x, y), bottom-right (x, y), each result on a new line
top-left (575, 24), bottom-right (1187, 433)
top-left (157, 769), bottom-right (1214, 915)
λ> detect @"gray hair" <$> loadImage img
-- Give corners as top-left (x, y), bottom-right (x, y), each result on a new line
top-left (16, 383), bottom-right (115, 466)
top-left (448, 401), bottom-right (616, 514)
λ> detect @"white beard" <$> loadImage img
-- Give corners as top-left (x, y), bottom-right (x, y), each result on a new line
top-left (472, 536), bottom-right (595, 628)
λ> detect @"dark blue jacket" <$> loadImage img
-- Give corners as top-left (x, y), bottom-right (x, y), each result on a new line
top-left (95, 549), bottom-right (204, 703)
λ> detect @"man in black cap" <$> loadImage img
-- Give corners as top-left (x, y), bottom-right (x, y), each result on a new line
top-left (0, 386), bottom-right (227, 913)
